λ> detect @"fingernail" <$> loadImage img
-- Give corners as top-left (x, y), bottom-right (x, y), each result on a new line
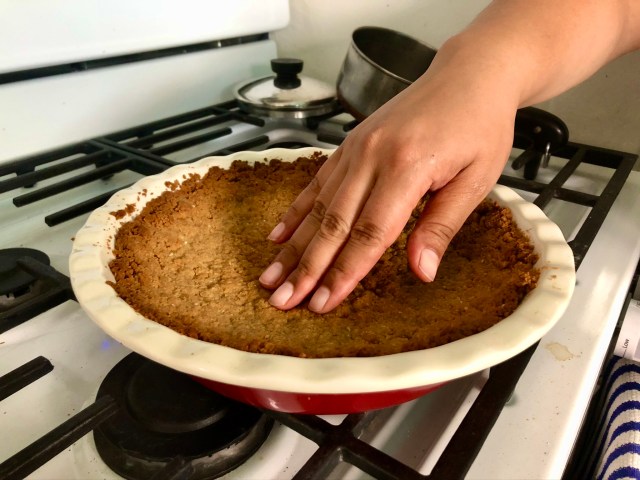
top-left (269, 281), bottom-right (294, 308)
top-left (309, 286), bottom-right (331, 313)
top-left (259, 262), bottom-right (283, 286)
top-left (419, 248), bottom-right (439, 281)
top-left (267, 222), bottom-right (286, 241)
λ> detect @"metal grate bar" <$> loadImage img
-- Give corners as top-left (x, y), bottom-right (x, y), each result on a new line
top-left (0, 150), bottom-right (119, 193)
top-left (11, 154), bottom-right (166, 208)
top-left (532, 147), bottom-right (585, 208)
top-left (429, 344), bottom-right (537, 479)
top-left (316, 132), bottom-right (346, 146)
top-left (149, 127), bottom-right (234, 156)
top-left (204, 135), bottom-right (271, 158)
top-left (344, 439), bottom-right (425, 480)
top-left (123, 114), bottom-right (235, 148)
top-left (271, 412), bottom-right (426, 480)
top-left (2, 139), bottom-right (170, 223)
top-left (303, 105), bottom-right (346, 130)
top-left (44, 186), bottom-right (132, 227)
top-left (496, 141), bottom-right (636, 269)
top-left (100, 102), bottom-right (267, 165)
top-left (0, 257), bottom-right (75, 334)
top-left (0, 143), bottom-right (101, 178)
top-left (292, 445), bottom-right (344, 480)
top-left (268, 412), bottom-right (329, 444)
top-left (104, 100), bottom-right (263, 144)
top-left (107, 106), bottom-right (232, 142)
top-left (0, 357), bottom-right (53, 401)
top-left (568, 150), bottom-right (637, 268)
top-left (95, 137), bottom-right (176, 165)
top-left (0, 396), bottom-right (119, 480)
top-left (12, 158), bottom-right (131, 206)
top-left (496, 175), bottom-right (547, 194)
top-left (226, 108), bottom-right (268, 127)
top-left (553, 188), bottom-right (599, 206)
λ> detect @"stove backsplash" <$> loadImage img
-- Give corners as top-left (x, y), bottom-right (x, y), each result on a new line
top-left (0, 0), bottom-right (288, 164)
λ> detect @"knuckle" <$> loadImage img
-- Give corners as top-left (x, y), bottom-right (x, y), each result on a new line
top-left (360, 132), bottom-right (381, 154)
top-left (286, 202), bottom-right (304, 221)
top-left (423, 220), bottom-right (458, 246)
top-left (293, 256), bottom-right (317, 278)
top-left (350, 220), bottom-right (389, 248)
top-left (348, 127), bottom-right (388, 163)
top-left (318, 212), bottom-right (351, 241)
top-left (329, 260), bottom-right (357, 282)
top-left (307, 175), bottom-right (322, 196)
top-left (303, 175), bottom-right (322, 198)
top-left (279, 241), bottom-right (302, 261)
top-left (308, 199), bottom-right (327, 225)
top-left (283, 176), bottom-right (324, 222)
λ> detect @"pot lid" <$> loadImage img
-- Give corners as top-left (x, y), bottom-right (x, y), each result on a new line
top-left (234, 58), bottom-right (338, 118)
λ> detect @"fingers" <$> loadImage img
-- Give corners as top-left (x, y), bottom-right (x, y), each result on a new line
top-left (260, 157), bottom-right (376, 309)
top-left (264, 162), bottom-right (422, 313)
top-left (259, 151), bottom-right (352, 288)
top-left (307, 181), bottom-right (421, 313)
top-left (266, 148), bottom-right (342, 244)
top-left (261, 155), bottom-right (498, 314)
top-left (406, 170), bottom-right (494, 282)
top-left (260, 128), bottom-right (507, 313)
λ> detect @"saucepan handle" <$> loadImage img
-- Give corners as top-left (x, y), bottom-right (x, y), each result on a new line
top-left (512, 107), bottom-right (569, 179)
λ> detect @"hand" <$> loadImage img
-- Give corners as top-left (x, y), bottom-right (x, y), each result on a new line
top-left (262, 0), bottom-right (639, 314)
top-left (258, 67), bottom-right (518, 313)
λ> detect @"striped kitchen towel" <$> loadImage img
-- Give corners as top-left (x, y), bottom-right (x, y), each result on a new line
top-left (592, 356), bottom-right (640, 480)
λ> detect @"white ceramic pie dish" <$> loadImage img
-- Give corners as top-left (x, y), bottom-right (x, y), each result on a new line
top-left (69, 147), bottom-right (576, 414)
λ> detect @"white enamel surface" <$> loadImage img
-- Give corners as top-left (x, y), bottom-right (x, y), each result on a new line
top-left (469, 171), bottom-right (640, 479)
top-left (0, 0), bottom-right (289, 73)
top-left (0, 41), bottom-right (278, 164)
top-left (69, 147), bottom-right (576, 395)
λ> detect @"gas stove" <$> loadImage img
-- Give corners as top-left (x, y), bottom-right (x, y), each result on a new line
top-left (1, 99), bottom-right (639, 479)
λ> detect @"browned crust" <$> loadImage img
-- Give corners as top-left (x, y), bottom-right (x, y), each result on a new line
top-left (108, 152), bottom-right (539, 358)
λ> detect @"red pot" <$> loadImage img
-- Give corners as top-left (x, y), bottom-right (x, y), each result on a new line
top-left (193, 376), bottom-right (445, 414)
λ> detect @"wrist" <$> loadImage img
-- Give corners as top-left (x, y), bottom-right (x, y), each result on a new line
top-left (426, 32), bottom-right (531, 110)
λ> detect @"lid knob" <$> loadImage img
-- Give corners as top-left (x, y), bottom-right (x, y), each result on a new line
top-left (271, 58), bottom-right (303, 89)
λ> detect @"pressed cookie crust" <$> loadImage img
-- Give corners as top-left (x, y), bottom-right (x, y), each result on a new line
top-left (108, 152), bottom-right (539, 358)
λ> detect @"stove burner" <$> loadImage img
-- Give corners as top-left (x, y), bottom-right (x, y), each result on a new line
top-left (0, 248), bottom-right (50, 297)
top-left (94, 353), bottom-right (274, 479)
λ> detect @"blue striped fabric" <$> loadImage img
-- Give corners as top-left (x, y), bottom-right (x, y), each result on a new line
top-left (593, 357), bottom-right (640, 480)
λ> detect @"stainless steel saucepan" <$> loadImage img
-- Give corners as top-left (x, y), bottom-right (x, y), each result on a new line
top-left (337, 26), bottom-right (437, 120)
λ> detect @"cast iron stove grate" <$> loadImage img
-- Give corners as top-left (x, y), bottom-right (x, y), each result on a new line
top-left (0, 100), bottom-right (637, 480)
top-left (0, 140), bottom-right (170, 226)
top-left (0, 249), bottom-right (75, 334)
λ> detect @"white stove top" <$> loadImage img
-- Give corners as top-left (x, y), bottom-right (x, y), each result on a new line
top-left (1, 113), bottom-right (640, 479)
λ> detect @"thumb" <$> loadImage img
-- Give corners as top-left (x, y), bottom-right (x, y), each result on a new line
top-left (407, 177), bottom-right (492, 282)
